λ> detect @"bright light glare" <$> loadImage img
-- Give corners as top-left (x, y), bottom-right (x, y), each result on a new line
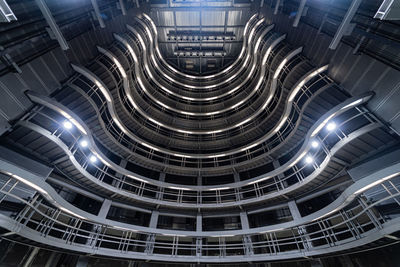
top-left (326, 122), bottom-right (337, 131)
top-left (311, 140), bottom-right (319, 148)
top-left (63, 120), bottom-right (73, 129)
top-left (90, 155), bottom-right (97, 163)
top-left (80, 140), bottom-right (88, 147)
top-left (305, 155), bottom-right (314, 164)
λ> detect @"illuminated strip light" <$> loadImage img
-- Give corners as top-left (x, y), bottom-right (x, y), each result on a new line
top-left (254, 26), bottom-right (274, 55)
top-left (5, 172), bottom-right (87, 220)
top-left (140, 13), bottom-right (259, 80)
top-left (127, 24), bottom-right (272, 114)
top-left (71, 64), bottom-right (111, 103)
top-left (314, 172), bottom-right (400, 221)
top-left (114, 34), bottom-right (139, 63)
top-left (262, 34), bottom-right (286, 65)
top-left (248, 19), bottom-right (265, 45)
top-left (208, 187), bottom-right (230, 191)
top-left (70, 46), bottom-right (325, 160)
top-left (132, 19), bottom-right (272, 96)
top-left (129, 23), bottom-right (264, 92)
top-left (112, 31), bottom-right (310, 155)
top-left (97, 46), bottom-right (127, 79)
top-left (288, 65), bottom-right (329, 102)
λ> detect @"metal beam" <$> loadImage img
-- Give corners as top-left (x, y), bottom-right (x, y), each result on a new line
top-left (119, 0), bottom-right (126, 15)
top-left (329, 0), bottom-right (362, 50)
top-left (35, 0), bottom-right (69, 50)
top-left (374, 0), bottom-right (400, 20)
top-left (91, 0), bottom-right (105, 28)
top-left (0, 0), bottom-right (17, 22)
top-left (293, 0), bottom-right (307, 27)
top-left (274, 0), bottom-right (281, 15)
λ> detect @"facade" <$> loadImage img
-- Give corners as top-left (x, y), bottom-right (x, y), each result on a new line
top-left (0, 0), bottom-right (400, 266)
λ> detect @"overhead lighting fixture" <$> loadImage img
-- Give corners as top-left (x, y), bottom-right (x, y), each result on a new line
top-left (326, 122), bottom-right (337, 131)
top-left (63, 120), bottom-right (73, 129)
top-left (305, 155), bottom-right (314, 164)
top-left (90, 155), bottom-right (97, 163)
top-left (311, 140), bottom-right (319, 148)
top-left (80, 140), bottom-right (88, 148)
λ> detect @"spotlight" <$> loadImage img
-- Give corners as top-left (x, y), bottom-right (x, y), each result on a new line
top-left (326, 122), bottom-right (336, 131)
top-left (305, 155), bottom-right (314, 164)
top-left (90, 155), bottom-right (97, 163)
top-left (63, 120), bottom-right (73, 129)
top-left (80, 140), bottom-right (88, 148)
top-left (311, 140), bottom-right (319, 148)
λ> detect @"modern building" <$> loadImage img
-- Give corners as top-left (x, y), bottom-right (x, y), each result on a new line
top-left (0, 0), bottom-right (400, 266)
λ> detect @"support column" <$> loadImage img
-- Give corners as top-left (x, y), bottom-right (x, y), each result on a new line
top-left (234, 173), bottom-right (242, 201)
top-left (240, 212), bottom-right (253, 256)
top-left (35, 0), bottom-right (69, 50)
top-left (118, 0), bottom-right (127, 15)
top-left (22, 247), bottom-right (39, 267)
top-left (288, 201), bottom-right (313, 250)
top-left (274, 0), bottom-right (281, 15)
top-left (293, 0), bottom-right (307, 27)
top-left (273, 160), bottom-right (288, 191)
top-left (156, 173), bottom-right (165, 200)
top-left (44, 251), bottom-right (60, 267)
top-left (149, 210), bottom-right (159, 228)
top-left (329, 0), bottom-right (362, 49)
top-left (97, 199), bottom-right (112, 218)
top-left (111, 159), bottom-right (127, 195)
top-left (75, 256), bottom-right (89, 267)
top-left (145, 210), bottom-right (159, 255)
top-left (91, 0), bottom-right (105, 28)
top-left (196, 214), bottom-right (202, 257)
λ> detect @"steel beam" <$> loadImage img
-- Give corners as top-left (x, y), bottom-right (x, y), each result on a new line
top-left (293, 0), bottom-right (307, 27)
top-left (119, 0), bottom-right (126, 15)
top-left (91, 0), bottom-right (105, 28)
top-left (35, 0), bottom-right (69, 50)
top-left (274, 0), bottom-right (281, 15)
top-left (329, 0), bottom-right (362, 50)
top-left (0, 0), bottom-right (16, 22)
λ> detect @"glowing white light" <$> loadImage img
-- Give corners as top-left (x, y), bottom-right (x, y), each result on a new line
top-left (90, 155), bottom-right (97, 163)
top-left (311, 140), bottom-right (319, 148)
top-left (80, 140), bottom-right (88, 147)
top-left (63, 120), bottom-right (73, 129)
top-left (326, 122), bottom-right (337, 131)
top-left (305, 155), bottom-right (314, 164)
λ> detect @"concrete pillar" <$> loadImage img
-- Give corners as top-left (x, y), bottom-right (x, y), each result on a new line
top-left (240, 212), bottom-right (250, 230)
top-left (149, 210), bottom-right (159, 228)
top-left (97, 199), bottom-right (112, 218)
top-left (196, 214), bottom-right (202, 232)
top-left (196, 214), bottom-right (203, 257)
top-left (75, 256), bottom-right (89, 267)
top-left (288, 201), bottom-right (313, 249)
top-left (22, 247), bottom-right (39, 267)
top-left (44, 251), bottom-right (60, 267)
top-left (156, 173), bottom-right (165, 200)
top-left (240, 212), bottom-right (253, 256)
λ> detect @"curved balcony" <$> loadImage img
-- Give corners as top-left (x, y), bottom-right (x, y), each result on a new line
top-left (14, 92), bottom-right (385, 208)
top-left (38, 63), bottom-right (353, 180)
top-left (0, 163), bottom-right (399, 262)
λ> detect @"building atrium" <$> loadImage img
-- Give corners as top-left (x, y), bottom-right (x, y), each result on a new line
top-left (0, 0), bottom-right (400, 266)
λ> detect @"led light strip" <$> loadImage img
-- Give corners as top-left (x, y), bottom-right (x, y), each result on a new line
top-left (127, 21), bottom-right (272, 100)
top-left (69, 56), bottom-right (338, 161)
top-left (3, 161), bottom-right (397, 237)
top-left (26, 89), bottom-right (372, 194)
